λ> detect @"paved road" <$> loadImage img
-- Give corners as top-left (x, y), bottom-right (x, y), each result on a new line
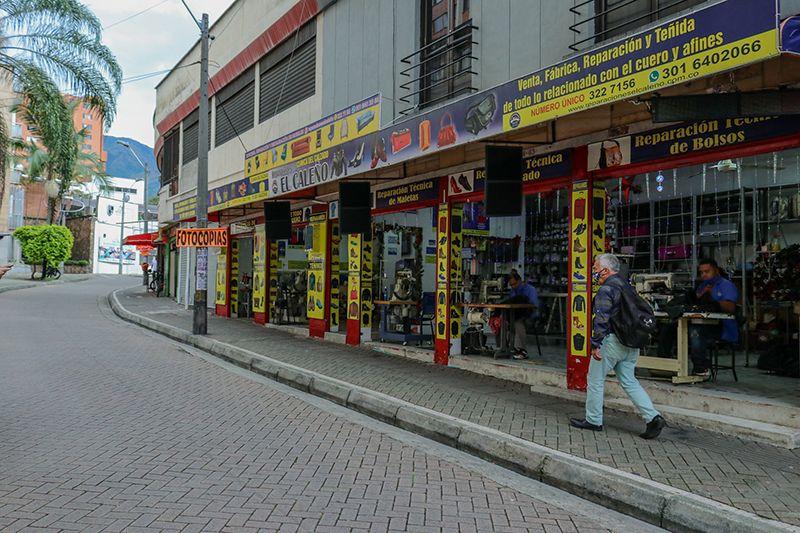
top-left (0, 277), bottom-right (657, 532)
top-left (116, 286), bottom-right (800, 527)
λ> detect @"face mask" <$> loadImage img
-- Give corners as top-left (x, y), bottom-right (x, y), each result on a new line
top-left (592, 269), bottom-right (604, 283)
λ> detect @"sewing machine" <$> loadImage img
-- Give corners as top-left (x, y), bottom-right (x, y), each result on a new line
top-left (480, 276), bottom-right (506, 303)
top-left (376, 263), bottom-right (425, 344)
top-left (632, 273), bottom-right (690, 306)
top-left (274, 271), bottom-right (307, 323)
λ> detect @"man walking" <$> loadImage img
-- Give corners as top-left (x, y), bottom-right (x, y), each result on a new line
top-left (569, 254), bottom-right (666, 439)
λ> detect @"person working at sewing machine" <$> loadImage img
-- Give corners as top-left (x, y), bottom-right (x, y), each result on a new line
top-left (501, 272), bottom-right (539, 360)
top-left (657, 258), bottom-right (738, 376)
top-left (689, 258), bottom-right (739, 376)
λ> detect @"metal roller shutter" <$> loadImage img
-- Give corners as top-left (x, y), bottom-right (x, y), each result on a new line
top-left (259, 36), bottom-right (316, 123)
top-left (182, 109), bottom-right (199, 164)
top-left (215, 68), bottom-right (255, 148)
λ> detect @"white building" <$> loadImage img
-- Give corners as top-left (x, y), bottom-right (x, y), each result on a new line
top-left (91, 177), bottom-right (145, 275)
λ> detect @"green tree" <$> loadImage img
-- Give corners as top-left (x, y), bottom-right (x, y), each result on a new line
top-left (0, 0), bottom-right (122, 216)
top-left (13, 224), bottom-right (73, 279)
top-left (11, 108), bottom-right (110, 222)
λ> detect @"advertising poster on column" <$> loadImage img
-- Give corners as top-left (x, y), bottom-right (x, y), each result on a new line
top-left (215, 247), bottom-right (227, 306)
top-left (252, 226), bottom-right (266, 315)
top-left (569, 183), bottom-right (590, 360)
top-left (306, 213), bottom-right (328, 321)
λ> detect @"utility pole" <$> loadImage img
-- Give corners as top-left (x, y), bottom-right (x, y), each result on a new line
top-left (193, 12), bottom-right (210, 335)
top-left (118, 193), bottom-right (129, 275)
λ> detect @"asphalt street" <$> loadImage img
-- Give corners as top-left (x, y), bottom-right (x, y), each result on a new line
top-left (0, 276), bottom-right (660, 532)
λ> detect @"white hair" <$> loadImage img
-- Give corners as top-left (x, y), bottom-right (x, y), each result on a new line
top-left (595, 253), bottom-right (620, 273)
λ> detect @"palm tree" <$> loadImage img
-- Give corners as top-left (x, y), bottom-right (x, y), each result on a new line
top-left (0, 0), bottom-right (122, 215)
top-left (10, 121), bottom-right (110, 222)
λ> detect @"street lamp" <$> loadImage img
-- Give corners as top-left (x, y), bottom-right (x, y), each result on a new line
top-left (119, 193), bottom-right (130, 275)
top-left (116, 140), bottom-right (149, 234)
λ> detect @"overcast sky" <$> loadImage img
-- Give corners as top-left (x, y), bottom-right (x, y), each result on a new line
top-left (86, 0), bottom-right (234, 146)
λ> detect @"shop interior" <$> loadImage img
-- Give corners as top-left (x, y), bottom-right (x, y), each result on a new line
top-left (603, 148), bottom-right (800, 390)
top-left (371, 209), bottom-right (436, 346)
top-left (233, 236), bottom-right (253, 319)
top-left (271, 225), bottom-right (310, 326)
top-left (362, 148), bottom-right (798, 394)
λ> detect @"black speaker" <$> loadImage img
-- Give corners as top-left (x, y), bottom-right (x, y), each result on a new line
top-left (339, 182), bottom-right (372, 234)
top-left (484, 145), bottom-right (523, 216)
top-left (264, 201), bottom-right (291, 240)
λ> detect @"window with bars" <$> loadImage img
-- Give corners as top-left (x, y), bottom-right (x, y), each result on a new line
top-left (571, 0), bottom-right (707, 51)
top-left (412, 0), bottom-right (474, 111)
top-left (259, 22), bottom-right (316, 124)
top-left (215, 67), bottom-right (255, 147)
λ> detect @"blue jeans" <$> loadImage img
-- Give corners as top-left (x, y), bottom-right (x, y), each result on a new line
top-left (689, 324), bottom-right (720, 372)
top-left (585, 334), bottom-right (660, 426)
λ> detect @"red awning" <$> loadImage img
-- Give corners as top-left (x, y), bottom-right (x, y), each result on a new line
top-left (123, 232), bottom-right (158, 246)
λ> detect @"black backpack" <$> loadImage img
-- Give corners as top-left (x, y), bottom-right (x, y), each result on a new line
top-left (610, 284), bottom-right (657, 348)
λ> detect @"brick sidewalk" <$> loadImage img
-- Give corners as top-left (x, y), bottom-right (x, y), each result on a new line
top-left (118, 288), bottom-right (800, 527)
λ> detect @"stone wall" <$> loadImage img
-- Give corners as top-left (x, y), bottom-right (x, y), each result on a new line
top-left (65, 216), bottom-right (94, 264)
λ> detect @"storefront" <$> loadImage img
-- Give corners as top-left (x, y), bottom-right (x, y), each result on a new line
top-left (369, 177), bottom-right (441, 347)
top-left (174, 0), bottom-right (800, 393)
top-left (588, 116), bottom-right (800, 382)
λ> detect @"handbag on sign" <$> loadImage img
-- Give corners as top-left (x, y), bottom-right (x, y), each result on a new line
top-left (391, 129), bottom-right (412, 153)
top-left (573, 198), bottom-right (586, 219)
top-left (291, 137), bottom-right (310, 158)
top-left (437, 112), bottom-right (457, 147)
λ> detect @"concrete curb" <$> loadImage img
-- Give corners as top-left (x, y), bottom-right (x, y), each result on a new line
top-left (109, 289), bottom-right (798, 533)
top-left (0, 275), bottom-right (91, 295)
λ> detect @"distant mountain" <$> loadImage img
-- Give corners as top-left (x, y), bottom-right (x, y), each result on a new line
top-left (105, 135), bottom-right (160, 202)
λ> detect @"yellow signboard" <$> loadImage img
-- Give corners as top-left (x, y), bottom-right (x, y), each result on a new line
top-left (347, 234), bottom-right (361, 321)
top-left (252, 225), bottom-right (266, 314)
top-left (503, 2), bottom-right (778, 132)
top-left (307, 215), bottom-right (328, 320)
top-left (215, 246), bottom-right (227, 306)
top-left (569, 183), bottom-right (590, 359)
top-left (244, 95), bottom-right (381, 184)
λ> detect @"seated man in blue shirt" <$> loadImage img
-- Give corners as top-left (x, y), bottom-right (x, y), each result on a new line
top-left (503, 272), bottom-right (539, 360)
top-left (690, 258), bottom-right (739, 376)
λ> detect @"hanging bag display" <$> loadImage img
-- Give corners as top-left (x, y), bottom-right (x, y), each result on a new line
top-left (657, 244), bottom-right (692, 260)
top-left (790, 191), bottom-right (800, 219)
top-left (437, 112), bottom-right (457, 147)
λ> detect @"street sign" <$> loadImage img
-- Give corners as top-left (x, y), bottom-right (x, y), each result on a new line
top-left (176, 228), bottom-right (228, 248)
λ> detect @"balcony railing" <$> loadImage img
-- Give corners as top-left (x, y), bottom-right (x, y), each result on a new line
top-left (569, 0), bottom-right (707, 52)
top-left (398, 20), bottom-right (479, 116)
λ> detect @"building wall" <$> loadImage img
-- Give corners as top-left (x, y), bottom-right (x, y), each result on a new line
top-left (0, 73), bottom-right (17, 263)
top-left (153, 0), bottom-right (300, 132)
top-left (318, 0), bottom-right (576, 121)
top-left (22, 181), bottom-right (50, 225)
top-left (16, 94), bottom-right (107, 229)
top-left (156, 0), bottom-right (324, 219)
top-left (91, 177), bottom-right (145, 275)
top-left (16, 95), bottom-right (106, 168)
